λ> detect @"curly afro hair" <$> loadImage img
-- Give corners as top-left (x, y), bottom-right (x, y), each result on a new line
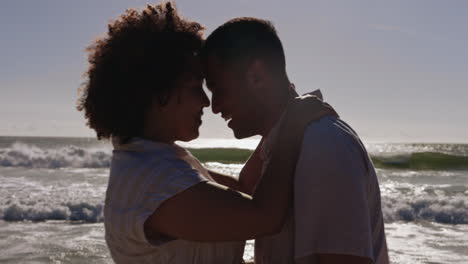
top-left (77, 1), bottom-right (204, 140)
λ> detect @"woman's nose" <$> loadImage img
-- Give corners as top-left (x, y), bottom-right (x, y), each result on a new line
top-left (201, 90), bottom-right (210, 108)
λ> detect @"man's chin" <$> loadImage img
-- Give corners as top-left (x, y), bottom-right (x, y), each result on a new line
top-left (178, 131), bottom-right (199, 142)
top-left (232, 127), bottom-right (256, 139)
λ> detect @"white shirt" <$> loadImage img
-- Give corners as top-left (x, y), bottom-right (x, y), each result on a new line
top-left (104, 138), bottom-right (245, 264)
top-left (256, 115), bottom-right (389, 264)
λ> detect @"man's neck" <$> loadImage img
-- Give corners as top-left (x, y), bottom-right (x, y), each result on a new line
top-left (259, 83), bottom-right (298, 137)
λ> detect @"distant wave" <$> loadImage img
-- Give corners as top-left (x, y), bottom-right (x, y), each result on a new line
top-left (0, 143), bottom-right (254, 168)
top-left (188, 148), bottom-right (252, 164)
top-left (0, 143), bottom-right (111, 168)
top-left (1, 196), bottom-right (466, 225)
top-left (1, 143), bottom-right (468, 170)
top-left (372, 152), bottom-right (468, 170)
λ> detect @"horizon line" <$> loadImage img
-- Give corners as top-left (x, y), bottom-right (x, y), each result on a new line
top-left (0, 135), bottom-right (467, 145)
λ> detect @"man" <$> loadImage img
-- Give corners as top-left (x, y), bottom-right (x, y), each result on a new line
top-left (202, 18), bottom-right (389, 264)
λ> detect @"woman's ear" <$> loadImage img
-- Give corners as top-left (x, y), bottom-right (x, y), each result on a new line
top-left (154, 89), bottom-right (178, 110)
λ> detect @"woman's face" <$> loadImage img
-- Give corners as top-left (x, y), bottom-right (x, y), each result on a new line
top-left (145, 60), bottom-right (210, 143)
top-left (169, 71), bottom-right (210, 142)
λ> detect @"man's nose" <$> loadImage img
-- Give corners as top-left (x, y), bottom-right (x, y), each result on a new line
top-left (211, 96), bottom-right (221, 114)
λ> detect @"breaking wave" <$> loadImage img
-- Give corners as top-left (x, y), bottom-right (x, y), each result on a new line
top-left (1, 201), bottom-right (103, 222)
top-left (1, 196), bottom-right (466, 224)
top-left (2, 143), bottom-right (468, 170)
top-left (0, 142), bottom-right (111, 168)
top-left (372, 152), bottom-right (468, 170)
top-left (382, 196), bottom-right (467, 224)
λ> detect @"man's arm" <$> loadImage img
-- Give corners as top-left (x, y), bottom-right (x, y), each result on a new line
top-left (317, 254), bottom-right (372, 264)
top-left (208, 139), bottom-right (264, 194)
top-left (296, 254), bottom-right (372, 264)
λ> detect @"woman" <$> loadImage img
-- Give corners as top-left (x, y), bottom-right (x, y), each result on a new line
top-left (77, 2), bottom-right (294, 263)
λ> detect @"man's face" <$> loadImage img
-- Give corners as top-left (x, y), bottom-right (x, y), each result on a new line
top-left (204, 56), bottom-right (262, 139)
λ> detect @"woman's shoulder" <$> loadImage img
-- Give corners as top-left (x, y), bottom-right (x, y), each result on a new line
top-left (110, 137), bottom-right (208, 182)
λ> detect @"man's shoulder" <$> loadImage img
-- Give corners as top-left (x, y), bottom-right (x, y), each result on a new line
top-left (303, 116), bottom-right (359, 144)
top-left (300, 116), bottom-right (369, 165)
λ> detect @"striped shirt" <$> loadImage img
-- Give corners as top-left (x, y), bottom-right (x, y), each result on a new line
top-left (104, 138), bottom-right (245, 264)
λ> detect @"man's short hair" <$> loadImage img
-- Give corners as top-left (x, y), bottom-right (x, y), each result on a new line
top-left (202, 17), bottom-right (286, 73)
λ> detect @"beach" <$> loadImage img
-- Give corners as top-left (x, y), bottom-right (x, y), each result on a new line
top-left (0, 136), bottom-right (467, 263)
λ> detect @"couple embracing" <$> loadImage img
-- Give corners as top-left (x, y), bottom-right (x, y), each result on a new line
top-left (78, 2), bottom-right (389, 264)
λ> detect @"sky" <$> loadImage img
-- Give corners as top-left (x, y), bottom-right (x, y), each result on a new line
top-left (1, 0), bottom-right (467, 143)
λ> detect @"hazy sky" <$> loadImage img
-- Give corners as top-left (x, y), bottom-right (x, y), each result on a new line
top-left (1, 0), bottom-right (467, 142)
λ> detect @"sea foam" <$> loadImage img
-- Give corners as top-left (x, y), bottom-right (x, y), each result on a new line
top-left (1, 195), bottom-right (466, 224)
top-left (1, 201), bottom-right (103, 222)
top-left (0, 143), bottom-right (111, 169)
top-left (382, 196), bottom-right (467, 224)
top-left (2, 142), bottom-right (468, 170)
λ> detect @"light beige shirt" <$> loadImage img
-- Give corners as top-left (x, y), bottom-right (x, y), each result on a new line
top-left (104, 138), bottom-right (245, 264)
top-left (255, 92), bottom-right (389, 264)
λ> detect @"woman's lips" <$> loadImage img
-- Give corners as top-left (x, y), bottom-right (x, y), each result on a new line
top-left (222, 113), bottom-right (232, 122)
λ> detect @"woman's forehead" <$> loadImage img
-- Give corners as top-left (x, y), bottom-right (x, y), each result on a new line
top-left (181, 56), bottom-right (203, 80)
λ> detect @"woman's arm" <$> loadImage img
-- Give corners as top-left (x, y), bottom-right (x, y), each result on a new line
top-left (207, 170), bottom-right (243, 191)
top-left (144, 137), bottom-right (292, 242)
top-left (144, 94), bottom-right (329, 243)
top-left (144, 180), bottom-right (286, 242)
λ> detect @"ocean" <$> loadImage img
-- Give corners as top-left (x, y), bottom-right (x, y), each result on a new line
top-left (0, 136), bottom-right (467, 263)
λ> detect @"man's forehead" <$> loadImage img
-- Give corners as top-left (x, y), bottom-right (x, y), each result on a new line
top-left (203, 56), bottom-right (228, 86)
top-left (204, 55), bottom-right (245, 78)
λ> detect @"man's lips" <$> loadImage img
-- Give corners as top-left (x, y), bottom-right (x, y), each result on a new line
top-left (222, 114), bottom-right (233, 128)
top-left (196, 111), bottom-right (203, 124)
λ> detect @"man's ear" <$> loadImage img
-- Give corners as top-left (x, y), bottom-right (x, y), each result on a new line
top-left (245, 59), bottom-right (269, 90)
